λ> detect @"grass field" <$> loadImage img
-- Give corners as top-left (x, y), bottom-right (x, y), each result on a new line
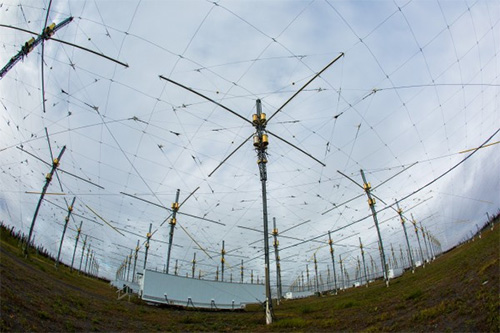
top-left (1, 219), bottom-right (498, 332)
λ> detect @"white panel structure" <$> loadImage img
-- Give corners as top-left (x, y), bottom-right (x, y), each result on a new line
top-left (140, 269), bottom-right (266, 309)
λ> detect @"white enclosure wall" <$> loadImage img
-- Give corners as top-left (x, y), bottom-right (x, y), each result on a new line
top-left (140, 269), bottom-right (266, 309)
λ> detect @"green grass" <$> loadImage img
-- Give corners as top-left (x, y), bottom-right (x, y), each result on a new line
top-left (1, 220), bottom-right (499, 332)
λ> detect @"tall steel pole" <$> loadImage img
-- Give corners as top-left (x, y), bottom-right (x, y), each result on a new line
top-left (70, 221), bottom-right (83, 272)
top-left (339, 254), bottom-right (344, 290)
top-left (313, 254), bottom-right (320, 293)
top-left (221, 241), bottom-right (225, 282)
top-left (396, 201), bottom-right (415, 272)
top-left (411, 214), bottom-right (425, 267)
top-left (166, 189), bottom-right (180, 274)
top-left (56, 197), bottom-right (76, 267)
top-left (272, 218), bottom-right (282, 301)
top-left (420, 223), bottom-right (431, 262)
top-left (192, 252), bottom-right (197, 278)
top-left (359, 237), bottom-right (368, 286)
top-left (253, 99), bottom-right (273, 323)
top-left (132, 240), bottom-right (139, 282)
top-left (328, 231), bottom-right (338, 294)
top-left (360, 169), bottom-right (388, 286)
top-left (144, 223), bottom-right (152, 270)
top-left (24, 146), bottom-right (66, 256)
top-left (240, 260), bottom-right (244, 283)
top-left (78, 235), bottom-right (87, 274)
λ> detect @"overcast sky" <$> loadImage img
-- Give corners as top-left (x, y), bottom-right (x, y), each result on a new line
top-left (0, 0), bottom-right (499, 286)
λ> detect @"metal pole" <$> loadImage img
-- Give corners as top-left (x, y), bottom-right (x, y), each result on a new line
top-left (144, 223), bottom-right (152, 270)
top-left (221, 241), bottom-right (225, 282)
top-left (126, 250), bottom-right (132, 281)
top-left (339, 255), bottom-right (344, 290)
top-left (396, 201), bottom-right (415, 272)
top-left (70, 221), bottom-right (83, 272)
top-left (420, 223), bottom-right (431, 262)
top-left (360, 169), bottom-right (388, 286)
top-left (78, 235), bottom-right (87, 274)
top-left (84, 245), bottom-right (91, 275)
top-left (241, 260), bottom-right (244, 283)
top-left (56, 197), bottom-right (76, 267)
top-left (24, 146), bottom-right (66, 256)
top-left (166, 189), bottom-right (180, 274)
top-left (132, 240), bottom-right (139, 282)
top-left (272, 218), bottom-right (282, 301)
top-left (411, 214), bottom-right (425, 267)
top-left (328, 231), bottom-right (338, 294)
top-left (192, 252), bottom-right (196, 278)
top-left (314, 254), bottom-right (320, 294)
top-left (359, 237), bottom-right (368, 286)
top-left (253, 99), bottom-right (273, 323)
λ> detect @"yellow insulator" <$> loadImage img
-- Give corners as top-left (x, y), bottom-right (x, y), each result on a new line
top-left (252, 114), bottom-right (259, 125)
top-left (272, 228), bottom-right (278, 235)
top-left (368, 198), bottom-right (376, 206)
top-left (77, 228), bottom-right (81, 233)
top-left (27, 37), bottom-right (35, 46)
top-left (397, 208), bottom-right (402, 214)
top-left (330, 248), bottom-right (333, 254)
top-left (147, 232), bottom-right (152, 238)
top-left (273, 240), bottom-right (279, 246)
top-left (145, 243), bottom-right (150, 248)
top-left (172, 202), bottom-right (179, 210)
top-left (221, 258), bottom-right (225, 263)
top-left (328, 239), bottom-right (333, 245)
top-left (261, 134), bottom-right (269, 147)
top-left (253, 135), bottom-right (260, 147)
top-left (68, 206), bottom-right (73, 212)
top-left (277, 256), bottom-right (280, 261)
top-left (221, 249), bottom-right (226, 255)
top-left (257, 158), bottom-right (268, 164)
top-left (45, 173), bottom-right (52, 180)
top-left (170, 217), bottom-right (177, 225)
top-left (363, 182), bottom-right (371, 190)
top-left (53, 158), bottom-right (59, 167)
top-left (136, 246), bottom-right (140, 251)
top-left (260, 113), bottom-right (266, 124)
top-left (65, 216), bottom-right (69, 222)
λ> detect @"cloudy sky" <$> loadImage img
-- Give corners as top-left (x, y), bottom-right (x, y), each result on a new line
top-left (0, 0), bottom-right (498, 286)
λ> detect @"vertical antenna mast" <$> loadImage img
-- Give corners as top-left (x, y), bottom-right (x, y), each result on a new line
top-left (360, 169), bottom-right (389, 286)
top-left (166, 189), bottom-right (180, 274)
top-left (328, 231), bottom-right (338, 294)
top-left (396, 200), bottom-right (415, 273)
top-left (55, 196), bottom-right (76, 267)
top-left (252, 99), bottom-right (273, 323)
top-left (272, 218), bottom-right (282, 302)
top-left (144, 223), bottom-right (152, 270)
top-left (24, 146), bottom-right (66, 256)
top-left (70, 221), bottom-right (83, 272)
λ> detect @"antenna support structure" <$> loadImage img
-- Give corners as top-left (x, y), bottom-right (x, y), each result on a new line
top-left (253, 99), bottom-right (274, 324)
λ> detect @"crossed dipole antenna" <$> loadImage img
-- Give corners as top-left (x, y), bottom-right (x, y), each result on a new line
top-left (21, 127), bottom-right (103, 257)
top-left (0, 5), bottom-right (128, 116)
top-left (120, 186), bottom-right (226, 271)
top-left (159, 52), bottom-right (343, 324)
